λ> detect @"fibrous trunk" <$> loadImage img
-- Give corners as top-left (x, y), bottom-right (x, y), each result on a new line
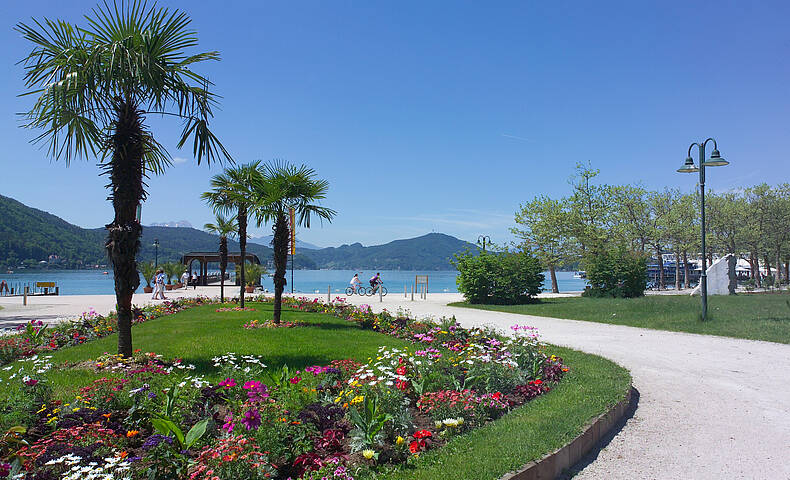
top-left (238, 206), bottom-right (247, 307)
top-left (219, 236), bottom-right (228, 303)
top-left (272, 213), bottom-right (289, 323)
top-left (105, 100), bottom-right (145, 357)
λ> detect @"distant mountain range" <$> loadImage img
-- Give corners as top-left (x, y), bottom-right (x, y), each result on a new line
top-left (148, 220), bottom-right (193, 228)
top-left (249, 235), bottom-right (321, 250)
top-left (0, 195), bottom-right (475, 271)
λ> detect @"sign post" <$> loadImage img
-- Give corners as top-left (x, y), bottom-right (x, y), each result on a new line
top-left (415, 275), bottom-right (429, 299)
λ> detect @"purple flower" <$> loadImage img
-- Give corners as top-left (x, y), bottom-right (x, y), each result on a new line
top-left (142, 434), bottom-right (173, 450)
top-left (241, 408), bottom-right (261, 430)
top-left (243, 381), bottom-right (269, 402)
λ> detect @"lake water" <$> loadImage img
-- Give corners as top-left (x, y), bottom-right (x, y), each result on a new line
top-left (0, 269), bottom-right (587, 296)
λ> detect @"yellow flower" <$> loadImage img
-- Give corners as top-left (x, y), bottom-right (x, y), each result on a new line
top-left (362, 449), bottom-right (375, 459)
top-left (350, 396), bottom-right (364, 405)
top-left (395, 436), bottom-right (405, 446)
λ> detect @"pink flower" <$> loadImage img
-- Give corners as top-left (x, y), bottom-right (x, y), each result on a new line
top-left (219, 378), bottom-right (236, 389)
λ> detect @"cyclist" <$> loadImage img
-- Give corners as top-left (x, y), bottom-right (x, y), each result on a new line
top-left (369, 272), bottom-right (382, 294)
top-left (349, 273), bottom-right (361, 293)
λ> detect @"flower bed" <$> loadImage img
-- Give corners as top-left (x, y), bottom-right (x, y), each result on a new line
top-left (0, 298), bottom-right (568, 480)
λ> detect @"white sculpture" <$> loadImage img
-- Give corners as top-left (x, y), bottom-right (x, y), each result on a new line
top-left (691, 254), bottom-right (736, 296)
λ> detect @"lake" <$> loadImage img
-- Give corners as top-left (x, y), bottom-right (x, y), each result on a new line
top-left (0, 269), bottom-right (587, 296)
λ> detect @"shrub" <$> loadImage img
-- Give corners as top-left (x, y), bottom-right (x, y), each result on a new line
top-left (454, 250), bottom-right (544, 304)
top-left (583, 247), bottom-right (647, 298)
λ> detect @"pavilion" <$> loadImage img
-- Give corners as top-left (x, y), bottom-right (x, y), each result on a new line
top-left (180, 252), bottom-right (261, 286)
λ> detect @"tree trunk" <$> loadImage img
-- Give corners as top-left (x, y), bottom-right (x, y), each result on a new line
top-left (682, 251), bottom-right (690, 289)
top-left (238, 206), bottom-right (247, 307)
top-left (674, 250), bottom-right (681, 290)
top-left (548, 265), bottom-right (559, 293)
top-left (776, 249), bottom-right (782, 285)
top-left (753, 252), bottom-right (761, 288)
top-left (219, 236), bottom-right (228, 303)
top-left (656, 246), bottom-right (665, 290)
top-left (785, 261), bottom-right (789, 285)
top-left (272, 212), bottom-right (289, 323)
top-left (106, 100), bottom-right (144, 357)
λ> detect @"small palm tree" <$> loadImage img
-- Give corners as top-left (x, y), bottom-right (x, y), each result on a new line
top-left (204, 214), bottom-right (237, 303)
top-left (16, 1), bottom-right (231, 356)
top-left (202, 162), bottom-right (264, 307)
top-left (255, 160), bottom-right (335, 323)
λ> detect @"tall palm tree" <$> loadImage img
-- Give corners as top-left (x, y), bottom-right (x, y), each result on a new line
top-left (204, 213), bottom-right (237, 303)
top-left (16, 1), bottom-right (230, 357)
top-left (255, 160), bottom-right (335, 323)
top-left (202, 162), bottom-right (263, 307)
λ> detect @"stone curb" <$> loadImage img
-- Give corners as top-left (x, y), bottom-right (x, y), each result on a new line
top-left (499, 385), bottom-right (636, 480)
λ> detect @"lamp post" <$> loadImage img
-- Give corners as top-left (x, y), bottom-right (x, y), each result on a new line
top-left (677, 138), bottom-right (729, 321)
top-left (153, 239), bottom-right (160, 268)
top-left (477, 235), bottom-right (491, 252)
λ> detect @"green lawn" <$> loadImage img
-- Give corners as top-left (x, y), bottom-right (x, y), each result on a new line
top-left (451, 291), bottom-right (790, 344)
top-left (4, 302), bottom-right (630, 480)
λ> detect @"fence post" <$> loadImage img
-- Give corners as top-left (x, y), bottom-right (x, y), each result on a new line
top-left (23, 286), bottom-right (29, 305)
top-left (404, 285), bottom-right (407, 298)
top-left (327, 285), bottom-right (331, 304)
top-left (411, 284), bottom-right (414, 301)
top-left (379, 283), bottom-right (383, 302)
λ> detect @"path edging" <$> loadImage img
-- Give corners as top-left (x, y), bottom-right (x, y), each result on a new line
top-left (499, 385), bottom-right (635, 480)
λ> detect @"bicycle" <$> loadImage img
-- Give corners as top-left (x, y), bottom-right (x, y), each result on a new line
top-left (345, 285), bottom-right (368, 296)
top-left (366, 284), bottom-right (388, 297)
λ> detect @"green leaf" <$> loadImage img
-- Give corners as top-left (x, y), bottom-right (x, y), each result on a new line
top-left (184, 418), bottom-right (208, 448)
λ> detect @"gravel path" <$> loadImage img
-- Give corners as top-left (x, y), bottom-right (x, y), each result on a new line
top-left (338, 293), bottom-right (790, 480)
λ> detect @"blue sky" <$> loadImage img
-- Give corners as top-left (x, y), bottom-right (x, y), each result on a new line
top-left (1, 1), bottom-right (788, 248)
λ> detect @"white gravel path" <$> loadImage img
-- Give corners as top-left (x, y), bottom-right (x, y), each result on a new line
top-left (2, 291), bottom-right (788, 478)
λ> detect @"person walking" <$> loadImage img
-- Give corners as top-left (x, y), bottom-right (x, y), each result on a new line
top-left (0, 280), bottom-right (8, 295)
top-left (180, 271), bottom-right (189, 289)
top-left (154, 269), bottom-right (167, 300)
top-left (151, 269), bottom-right (161, 299)
top-left (191, 272), bottom-right (198, 290)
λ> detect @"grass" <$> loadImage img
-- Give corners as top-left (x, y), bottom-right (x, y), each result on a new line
top-left (2, 302), bottom-right (631, 480)
top-left (377, 346), bottom-right (630, 480)
top-left (451, 291), bottom-right (790, 344)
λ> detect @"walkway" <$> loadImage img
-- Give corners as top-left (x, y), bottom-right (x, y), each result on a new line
top-left (336, 293), bottom-right (790, 479)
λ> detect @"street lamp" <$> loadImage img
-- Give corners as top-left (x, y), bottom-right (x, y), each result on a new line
top-left (153, 239), bottom-right (160, 268)
top-left (677, 137), bottom-right (729, 321)
top-left (477, 235), bottom-right (491, 252)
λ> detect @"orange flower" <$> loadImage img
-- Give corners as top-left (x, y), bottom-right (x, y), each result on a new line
top-left (102, 413), bottom-right (112, 419)
top-left (126, 430), bottom-right (139, 438)
top-left (119, 451), bottom-right (128, 459)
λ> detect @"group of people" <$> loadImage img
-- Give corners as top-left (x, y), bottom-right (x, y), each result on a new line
top-left (151, 270), bottom-right (197, 300)
top-left (349, 272), bottom-right (383, 294)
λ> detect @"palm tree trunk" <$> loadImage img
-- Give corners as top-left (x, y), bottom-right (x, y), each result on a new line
top-left (238, 206), bottom-right (247, 307)
top-left (106, 100), bottom-right (144, 357)
top-left (272, 213), bottom-right (289, 323)
top-left (548, 264), bottom-right (559, 293)
top-left (219, 236), bottom-right (228, 303)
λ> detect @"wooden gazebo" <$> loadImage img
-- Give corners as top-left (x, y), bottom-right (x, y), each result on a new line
top-left (181, 252), bottom-right (261, 286)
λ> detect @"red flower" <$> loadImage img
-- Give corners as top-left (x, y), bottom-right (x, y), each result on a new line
top-left (413, 429), bottom-right (432, 439)
top-left (409, 440), bottom-right (426, 453)
top-left (492, 391), bottom-right (502, 400)
top-left (396, 366), bottom-right (407, 376)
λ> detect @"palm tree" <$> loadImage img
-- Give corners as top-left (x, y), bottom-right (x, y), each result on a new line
top-left (16, 1), bottom-right (230, 357)
top-left (204, 213), bottom-right (237, 303)
top-left (202, 163), bottom-right (263, 307)
top-left (255, 160), bottom-right (335, 323)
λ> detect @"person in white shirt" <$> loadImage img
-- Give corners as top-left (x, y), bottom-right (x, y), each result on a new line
top-left (180, 271), bottom-right (189, 289)
top-left (349, 273), bottom-right (361, 293)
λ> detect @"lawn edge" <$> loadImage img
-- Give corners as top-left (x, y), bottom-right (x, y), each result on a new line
top-left (499, 384), bottom-right (635, 480)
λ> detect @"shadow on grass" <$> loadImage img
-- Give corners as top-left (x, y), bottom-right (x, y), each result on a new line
top-left (558, 386), bottom-right (641, 479)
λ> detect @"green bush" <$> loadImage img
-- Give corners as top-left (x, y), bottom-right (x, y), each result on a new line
top-left (583, 247), bottom-right (647, 298)
top-left (454, 250), bottom-right (544, 304)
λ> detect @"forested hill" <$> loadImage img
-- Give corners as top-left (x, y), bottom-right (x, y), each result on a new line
top-left (0, 195), bottom-right (474, 270)
top-left (304, 233), bottom-right (475, 270)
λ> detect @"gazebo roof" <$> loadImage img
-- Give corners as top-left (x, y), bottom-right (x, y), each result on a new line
top-left (181, 252), bottom-right (261, 265)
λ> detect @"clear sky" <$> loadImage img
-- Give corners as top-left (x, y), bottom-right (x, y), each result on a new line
top-left (1, 1), bottom-right (788, 248)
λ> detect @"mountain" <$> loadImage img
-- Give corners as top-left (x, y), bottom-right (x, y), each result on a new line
top-left (250, 235), bottom-right (321, 250)
top-left (0, 195), bottom-right (473, 271)
top-left (303, 233), bottom-right (475, 270)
